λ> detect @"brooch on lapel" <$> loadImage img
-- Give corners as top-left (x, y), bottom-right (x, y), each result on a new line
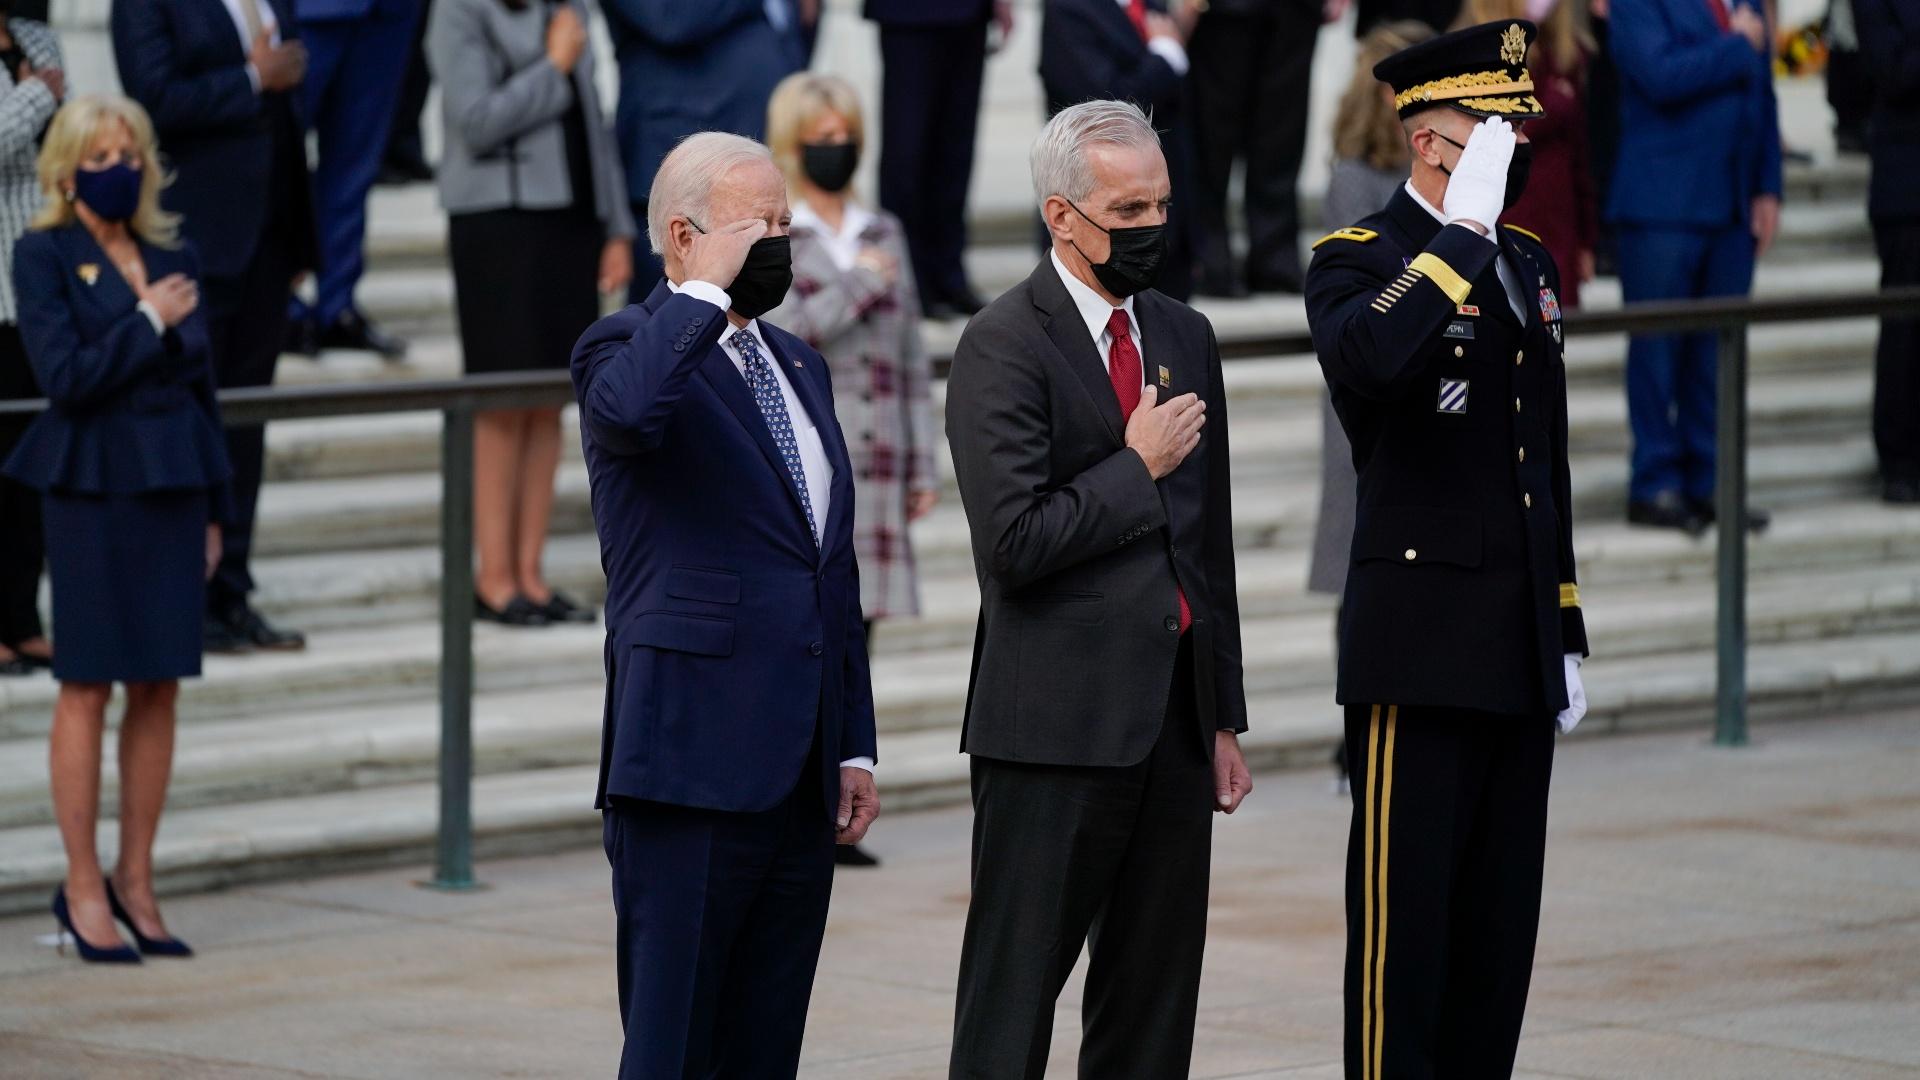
top-left (792, 360), bottom-right (804, 369)
top-left (1158, 365), bottom-right (1172, 389)
top-left (77, 263), bottom-right (100, 286)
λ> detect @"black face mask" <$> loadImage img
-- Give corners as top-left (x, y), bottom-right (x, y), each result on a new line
top-left (1435, 130), bottom-right (1533, 211)
top-left (800, 142), bottom-right (859, 192)
top-left (1066, 200), bottom-right (1168, 298)
top-left (686, 221), bottom-right (795, 320)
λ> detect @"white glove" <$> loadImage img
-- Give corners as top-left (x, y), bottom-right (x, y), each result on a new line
top-left (1441, 116), bottom-right (1516, 236)
top-left (1556, 653), bottom-right (1587, 734)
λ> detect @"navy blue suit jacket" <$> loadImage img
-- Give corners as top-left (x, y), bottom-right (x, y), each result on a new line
top-left (1605, 0), bottom-right (1783, 228)
top-left (571, 283), bottom-right (876, 818)
top-left (111, 0), bottom-right (318, 280)
top-left (1855, 0), bottom-right (1920, 220)
top-left (864, 0), bottom-right (993, 25)
top-left (600, 1), bottom-right (803, 204)
top-left (3, 227), bottom-right (233, 520)
top-left (1039, 0), bottom-right (1184, 115)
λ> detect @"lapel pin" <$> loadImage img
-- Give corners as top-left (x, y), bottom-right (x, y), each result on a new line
top-left (77, 263), bottom-right (99, 286)
top-left (792, 360), bottom-right (803, 369)
top-left (1157, 365), bottom-right (1171, 388)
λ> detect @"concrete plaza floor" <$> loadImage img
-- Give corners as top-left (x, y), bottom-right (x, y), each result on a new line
top-left (0, 709), bottom-right (1915, 1079)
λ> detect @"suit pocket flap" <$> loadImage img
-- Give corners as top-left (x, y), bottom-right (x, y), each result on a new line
top-left (623, 611), bottom-right (735, 656)
top-left (1353, 506), bottom-right (1483, 568)
top-left (665, 565), bottom-right (741, 605)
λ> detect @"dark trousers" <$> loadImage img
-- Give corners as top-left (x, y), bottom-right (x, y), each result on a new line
top-left (1617, 222), bottom-right (1757, 502)
top-left (384, 0), bottom-right (434, 169)
top-left (294, 8), bottom-right (418, 326)
top-left (203, 218), bottom-right (297, 610)
top-left (950, 645), bottom-right (1213, 1079)
top-left (1873, 217), bottom-right (1920, 483)
top-left (877, 21), bottom-right (987, 306)
top-left (1342, 704), bottom-right (1555, 1080)
top-left (603, 752), bottom-right (835, 1079)
top-left (0, 324), bottom-right (44, 646)
top-left (1188, 3), bottom-right (1319, 290)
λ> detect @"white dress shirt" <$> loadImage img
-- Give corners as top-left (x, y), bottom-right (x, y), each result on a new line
top-left (1050, 249), bottom-right (1148, 386)
top-left (791, 200), bottom-right (876, 275)
top-left (218, 0), bottom-right (281, 92)
top-left (1115, 0), bottom-right (1190, 75)
top-left (1404, 180), bottom-right (1526, 322)
top-left (667, 279), bottom-right (872, 775)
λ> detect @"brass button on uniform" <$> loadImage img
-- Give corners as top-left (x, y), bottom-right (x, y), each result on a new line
top-left (1523, 492), bottom-right (1533, 508)
top-left (1454, 345), bottom-right (1465, 357)
top-left (1514, 397), bottom-right (1522, 413)
top-left (1517, 447), bottom-right (1526, 463)
top-left (1404, 548), bottom-right (1418, 561)
top-left (1515, 350), bottom-right (1524, 366)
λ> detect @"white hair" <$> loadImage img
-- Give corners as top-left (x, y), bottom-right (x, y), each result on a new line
top-left (646, 132), bottom-right (775, 256)
top-left (1029, 100), bottom-right (1160, 208)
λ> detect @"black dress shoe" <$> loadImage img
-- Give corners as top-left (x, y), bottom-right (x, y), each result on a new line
top-left (1686, 497), bottom-right (1771, 535)
top-left (203, 613), bottom-right (253, 655)
top-left (317, 310), bottom-right (408, 360)
top-left (1883, 478), bottom-right (1920, 505)
top-left (946, 287), bottom-right (988, 317)
top-left (1195, 273), bottom-right (1250, 299)
top-left (476, 594), bottom-right (550, 627)
top-left (922, 298), bottom-right (963, 321)
top-left (539, 590), bottom-right (598, 624)
top-left (0, 654), bottom-right (33, 677)
top-left (227, 605), bottom-right (307, 651)
top-left (285, 316), bottom-right (319, 357)
top-left (376, 155), bottom-right (435, 186)
top-left (833, 844), bottom-right (881, 868)
top-left (1626, 492), bottom-right (1707, 535)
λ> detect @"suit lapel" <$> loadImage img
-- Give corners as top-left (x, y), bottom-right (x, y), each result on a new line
top-left (64, 226), bottom-right (139, 324)
top-left (1132, 290), bottom-right (1186, 403)
top-left (1031, 260), bottom-right (1126, 445)
top-left (694, 341), bottom-right (814, 538)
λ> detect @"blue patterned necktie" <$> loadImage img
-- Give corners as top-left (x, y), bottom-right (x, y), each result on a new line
top-left (731, 328), bottom-right (819, 546)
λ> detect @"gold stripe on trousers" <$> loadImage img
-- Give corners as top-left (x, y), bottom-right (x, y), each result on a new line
top-left (1362, 705), bottom-right (1399, 1080)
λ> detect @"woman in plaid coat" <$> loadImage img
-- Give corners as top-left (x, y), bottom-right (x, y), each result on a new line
top-left (766, 73), bottom-right (938, 629)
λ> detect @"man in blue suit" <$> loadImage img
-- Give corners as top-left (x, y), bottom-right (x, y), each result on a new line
top-left (112, 0), bottom-right (320, 654)
top-left (286, 0), bottom-right (420, 358)
top-left (570, 132), bottom-right (879, 1080)
top-left (1608, 0), bottom-right (1781, 531)
top-left (601, 1), bottom-right (805, 302)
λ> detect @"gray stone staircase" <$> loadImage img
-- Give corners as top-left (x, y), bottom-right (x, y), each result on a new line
top-left (1, 157), bottom-right (1913, 914)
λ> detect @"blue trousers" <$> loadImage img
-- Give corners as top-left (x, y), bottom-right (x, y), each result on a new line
top-left (1616, 223), bottom-right (1757, 503)
top-left (293, 7), bottom-right (418, 327)
top-left (603, 761), bottom-right (834, 1079)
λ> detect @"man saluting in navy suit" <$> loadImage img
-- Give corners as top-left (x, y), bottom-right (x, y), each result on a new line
top-left (570, 131), bottom-right (880, 1080)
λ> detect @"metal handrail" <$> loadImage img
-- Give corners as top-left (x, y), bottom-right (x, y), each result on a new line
top-left (2, 285), bottom-right (1916, 886)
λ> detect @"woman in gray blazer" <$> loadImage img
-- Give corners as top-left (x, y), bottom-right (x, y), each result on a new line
top-left (430, 0), bottom-right (633, 627)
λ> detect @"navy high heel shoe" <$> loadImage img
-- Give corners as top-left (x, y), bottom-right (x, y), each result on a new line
top-left (105, 881), bottom-right (193, 958)
top-left (51, 887), bottom-right (141, 964)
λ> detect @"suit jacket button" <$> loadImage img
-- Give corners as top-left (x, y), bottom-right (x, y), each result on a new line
top-left (1524, 492), bottom-right (1533, 509)
top-left (809, 641), bottom-right (825, 656)
top-left (1164, 616), bottom-right (1179, 632)
top-left (1404, 548), bottom-right (1417, 561)
top-left (673, 343), bottom-right (685, 352)
top-left (1514, 397), bottom-right (1522, 413)
top-left (1518, 447), bottom-right (1526, 463)
top-left (1515, 350), bottom-right (1524, 366)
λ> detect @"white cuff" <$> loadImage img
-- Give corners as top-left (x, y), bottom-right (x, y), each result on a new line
top-left (245, 62), bottom-right (262, 94)
top-left (136, 300), bottom-right (166, 336)
top-left (839, 756), bottom-right (874, 775)
top-left (677, 279), bottom-right (732, 314)
top-left (1147, 36), bottom-right (1190, 77)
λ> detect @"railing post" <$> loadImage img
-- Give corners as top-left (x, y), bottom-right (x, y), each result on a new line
top-left (1713, 326), bottom-right (1750, 747)
top-left (428, 405), bottom-right (480, 889)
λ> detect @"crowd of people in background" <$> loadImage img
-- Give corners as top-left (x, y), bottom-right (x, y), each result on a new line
top-left (0, 0), bottom-right (1915, 957)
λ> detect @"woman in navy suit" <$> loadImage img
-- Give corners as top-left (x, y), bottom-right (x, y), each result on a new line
top-left (3, 95), bottom-right (232, 963)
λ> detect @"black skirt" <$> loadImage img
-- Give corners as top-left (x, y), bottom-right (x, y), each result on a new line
top-left (448, 205), bottom-right (603, 374)
top-left (44, 489), bottom-right (207, 684)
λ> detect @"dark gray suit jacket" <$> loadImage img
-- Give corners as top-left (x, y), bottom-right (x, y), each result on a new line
top-left (945, 259), bottom-right (1248, 767)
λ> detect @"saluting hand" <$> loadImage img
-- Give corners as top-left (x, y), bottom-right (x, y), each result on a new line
top-left (1125, 384), bottom-right (1205, 480)
top-left (1441, 116), bottom-right (1515, 237)
top-left (682, 217), bottom-right (768, 292)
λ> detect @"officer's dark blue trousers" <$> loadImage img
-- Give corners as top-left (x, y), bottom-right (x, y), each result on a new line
top-left (1617, 223), bottom-right (1757, 503)
top-left (603, 746), bottom-right (835, 1079)
top-left (295, 7), bottom-right (418, 328)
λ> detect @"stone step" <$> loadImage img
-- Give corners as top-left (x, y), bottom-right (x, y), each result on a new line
top-left (2, 536), bottom-right (1915, 751)
top-left (3, 620), bottom-right (1916, 916)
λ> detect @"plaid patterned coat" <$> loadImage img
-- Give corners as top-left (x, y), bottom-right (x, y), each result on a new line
top-left (767, 208), bottom-right (934, 621)
top-left (0, 19), bottom-right (62, 326)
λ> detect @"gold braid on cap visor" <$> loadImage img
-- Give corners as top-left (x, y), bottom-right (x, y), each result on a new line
top-left (1394, 69), bottom-right (1536, 111)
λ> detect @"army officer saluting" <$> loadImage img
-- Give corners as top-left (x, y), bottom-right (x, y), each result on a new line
top-left (1303, 20), bottom-right (1590, 1080)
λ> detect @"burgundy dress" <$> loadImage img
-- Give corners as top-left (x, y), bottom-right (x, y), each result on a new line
top-left (1501, 42), bottom-right (1598, 309)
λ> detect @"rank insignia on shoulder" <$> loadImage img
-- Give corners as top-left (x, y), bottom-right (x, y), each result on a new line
top-left (1437, 378), bottom-right (1470, 414)
top-left (1158, 365), bottom-right (1172, 388)
top-left (1538, 286), bottom-right (1561, 323)
top-left (1312, 226), bottom-right (1380, 249)
top-left (1456, 304), bottom-right (1480, 316)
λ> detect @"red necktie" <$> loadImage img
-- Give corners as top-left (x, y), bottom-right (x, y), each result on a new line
top-left (1126, 0), bottom-right (1150, 41)
top-left (1107, 309), bottom-right (1190, 635)
top-left (1706, 0), bottom-right (1732, 31)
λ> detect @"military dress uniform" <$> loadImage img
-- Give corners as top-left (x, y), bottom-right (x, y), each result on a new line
top-left (1302, 20), bottom-right (1590, 1079)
